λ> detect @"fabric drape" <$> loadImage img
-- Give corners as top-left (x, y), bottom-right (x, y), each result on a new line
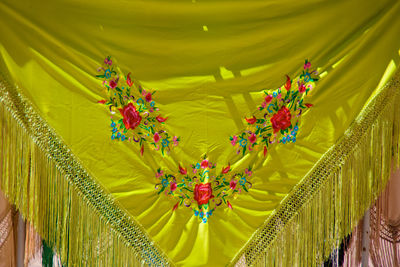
top-left (1, 0), bottom-right (400, 266)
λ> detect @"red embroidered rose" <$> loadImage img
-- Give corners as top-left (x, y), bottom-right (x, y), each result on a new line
top-left (194, 183), bottom-right (214, 206)
top-left (270, 106), bottom-right (292, 133)
top-left (145, 92), bottom-right (152, 102)
top-left (119, 103), bottom-right (142, 130)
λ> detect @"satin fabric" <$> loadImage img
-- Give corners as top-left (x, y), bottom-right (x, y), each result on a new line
top-left (1, 0), bottom-right (400, 265)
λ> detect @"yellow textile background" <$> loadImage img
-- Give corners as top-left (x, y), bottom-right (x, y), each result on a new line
top-left (1, 0), bottom-right (400, 265)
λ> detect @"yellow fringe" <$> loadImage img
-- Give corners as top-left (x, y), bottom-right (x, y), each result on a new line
top-left (231, 70), bottom-right (400, 266)
top-left (0, 74), bottom-right (172, 265)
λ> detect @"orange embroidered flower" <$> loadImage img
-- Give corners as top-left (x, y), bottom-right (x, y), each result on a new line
top-left (194, 183), bottom-right (214, 206)
top-left (119, 103), bottom-right (142, 130)
top-left (270, 106), bottom-right (292, 133)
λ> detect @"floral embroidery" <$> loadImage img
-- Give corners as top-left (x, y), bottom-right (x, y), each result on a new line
top-left (155, 156), bottom-right (252, 223)
top-left (230, 60), bottom-right (319, 156)
top-left (96, 56), bottom-right (180, 156)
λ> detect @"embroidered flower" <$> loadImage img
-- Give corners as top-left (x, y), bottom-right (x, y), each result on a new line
top-left (245, 168), bottom-right (253, 177)
top-left (126, 73), bottom-right (133, 87)
top-left (119, 103), bottom-right (142, 130)
top-left (304, 60), bottom-right (311, 69)
top-left (230, 180), bottom-right (237, 190)
top-left (145, 92), bottom-right (152, 102)
top-left (154, 132), bottom-right (160, 143)
top-left (156, 115), bottom-right (168, 123)
top-left (179, 165), bottom-right (187, 175)
top-left (194, 183), bottom-right (214, 206)
top-left (200, 160), bottom-right (209, 169)
top-left (284, 75), bottom-right (291, 91)
top-left (245, 116), bottom-right (257, 124)
top-left (156, 169), bottom-right (164, 178)
top-left (270, 106), bottom-right (291, 133)
top-left (173, 136), bottom-right (179, 146)
top-left (96, 57), bottom-right (181, 157)
top-left (222, 164), bottom-right (230, 174)
top-left (104, 57), bottom-right (112, 65)
top-left (299, 83), bottom-right (306, 93)
top-left (265, 95), bottom-right (273, 103)
top-left (161, 138), bottom-right (169, 147)
top-left (249, 133), bottom-right (257, 144)
top-left (109, 79), bottom-right (118, 89)
top-left (239, 176), bottom-right (247, 186)
top-left (239, 138), bottom-right (247, 147)
top-left (227, 201), bottom-right (233, 209)
top-left (161, 178), bottom-right (169, 187)
top-left (170, 182), bottom-right (177, 192)
top-left (231, 135), bottom-right (238, 146)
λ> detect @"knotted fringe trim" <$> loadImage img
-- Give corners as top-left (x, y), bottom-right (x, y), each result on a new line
top-left (231, 71), bottom-right (400, 267)
top-left (0, 75), bottom-right (172, 265)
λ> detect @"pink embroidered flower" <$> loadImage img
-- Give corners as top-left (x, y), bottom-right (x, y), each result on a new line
top-left (170, 182), bottom-right (177, 191)
top-left (265, 95), bottom-right (273, 103)
top-left (200, 160), bottom-right (209, 169)
top-left (304, 61), bottom-right (311, 69)
top-left (270, 106), bottom-right (291, 133)
top-left (249, 133), bottom-right (257, 144)
top-left (156, 169), bottom-right (164, 178)
top-left (245, 168), bottom-right (253, 177)
top-left (119, 103), bottom-right (142, 130)
top-left (194, 183), bottom-right (214, 206)
top-left (231, 135), bottom-right (238, 146)
top-left (173, 136), bottom-right (179, 146)
top-left (230, 180), bottom-right (237, 190)
top-left (145, 92), bottom-right (152, 102)
top-left (104, 57), bottom-right (112, 65)
top-left (261, 101), bottom-right (267, 108)
top-left (109, 79), bottom-right (118, 89)
top-left (154, 132), bottom-right (160, 143)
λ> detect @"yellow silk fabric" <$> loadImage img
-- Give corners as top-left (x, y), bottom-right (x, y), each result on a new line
top-left (1, 0), bottom-right (400, 265)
